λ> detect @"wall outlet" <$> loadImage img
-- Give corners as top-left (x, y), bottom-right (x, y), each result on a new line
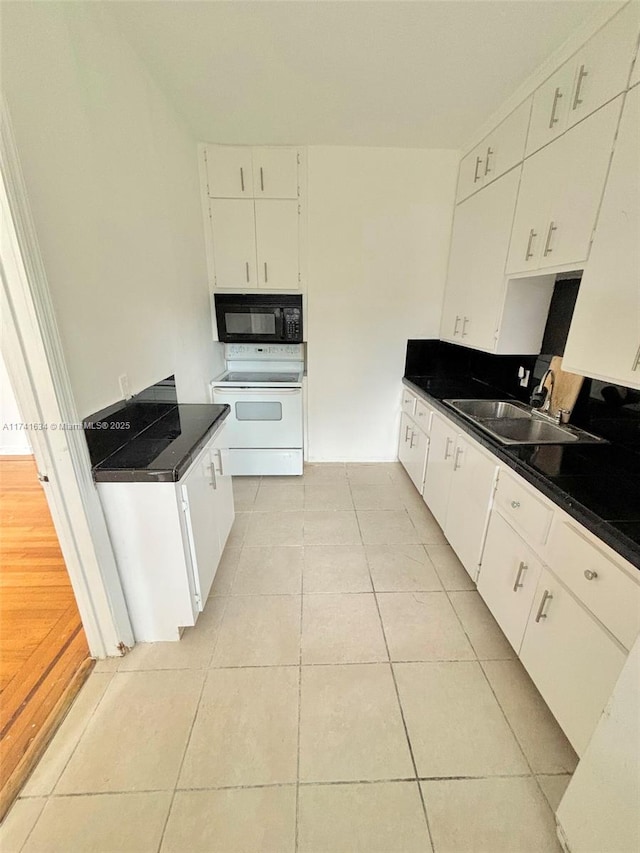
top-left (119, 373), bottom-right (130, 399)
top-left (518, 366), bottom-right (530, 388)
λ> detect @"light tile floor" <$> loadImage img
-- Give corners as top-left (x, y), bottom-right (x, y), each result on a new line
top-left (1, 463), bottom-right (578, 852)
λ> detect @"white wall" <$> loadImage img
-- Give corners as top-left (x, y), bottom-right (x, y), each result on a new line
top-left (306, 147), bottom-right (458, 461)
top-left (0, 353), bottom-right (31, 455)
top-left (1, 3), bottom-right (222, 418)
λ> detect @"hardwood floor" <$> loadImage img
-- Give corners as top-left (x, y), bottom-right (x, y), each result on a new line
top-left (0, 456), bottom-right (90, 814)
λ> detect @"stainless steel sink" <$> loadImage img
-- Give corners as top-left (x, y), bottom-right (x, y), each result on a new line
top-left (443, 399), bottom-right (605, 446)
top-left (447, 400), bottom-right (531, 420)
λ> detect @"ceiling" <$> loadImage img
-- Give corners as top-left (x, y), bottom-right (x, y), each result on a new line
top-left (108, 1), bottom-right (614, 148)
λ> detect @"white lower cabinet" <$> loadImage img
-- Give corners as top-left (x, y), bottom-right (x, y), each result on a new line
top-left (443, 435), bottom-right (498, 582)
top-left (398, 411), bottom-right (429, 493)
top-left (422, 412), bottom-right (457, 528)
top-left (421, 411), bottom-right (497, 580)
top-left (97, 422), bottom-right (235, 642)
top-left (520, 567), bottom-right (627, 755)
top-left (478, 510), bottom-right (544, 651)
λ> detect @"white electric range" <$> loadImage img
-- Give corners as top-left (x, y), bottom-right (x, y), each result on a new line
top-left (211, 344), bottom-right (304, 475)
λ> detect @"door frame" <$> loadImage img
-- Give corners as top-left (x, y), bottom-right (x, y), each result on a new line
top-left (1, 102), bottom-right (133, 658)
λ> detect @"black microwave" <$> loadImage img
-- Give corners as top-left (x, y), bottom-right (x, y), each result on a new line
top-left (214, 294), bottom-right (303, 343)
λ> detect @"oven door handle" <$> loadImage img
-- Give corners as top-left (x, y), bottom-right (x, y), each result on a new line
top-left (212, 387), bottom-right (301, 395)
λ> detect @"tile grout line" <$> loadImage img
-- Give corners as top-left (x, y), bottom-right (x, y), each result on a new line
top-left (352, 486), bottom-right (438, 853)
top-left (155, 668), bottom-right (210, 853)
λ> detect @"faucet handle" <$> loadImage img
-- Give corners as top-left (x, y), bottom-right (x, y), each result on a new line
top-left (556, 408), bottom-right (571, 425)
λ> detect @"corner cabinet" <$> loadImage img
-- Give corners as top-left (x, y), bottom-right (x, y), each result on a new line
top-left (97, 422), bottom-right (235, 642)
top-left (200, 144), bottom-right (304, 290)
top-left (441, 168), bottom-right (555, 354)
top-left (562, 84), bottom-right (640, 390)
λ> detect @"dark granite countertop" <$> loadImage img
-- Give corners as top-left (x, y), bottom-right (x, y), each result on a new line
top-left (403, 374), bottom-right (640, 570)
top-left (88, 403), bottom-right (230, 483)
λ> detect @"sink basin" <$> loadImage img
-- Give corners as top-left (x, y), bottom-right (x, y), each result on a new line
top-left (443, 399), bottom-right (605, 446)
top-left (447, 399), bottom-right (531, 420)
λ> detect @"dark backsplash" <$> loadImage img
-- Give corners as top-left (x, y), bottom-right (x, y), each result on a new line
top-left (404, 339), bottom-right (640, 456)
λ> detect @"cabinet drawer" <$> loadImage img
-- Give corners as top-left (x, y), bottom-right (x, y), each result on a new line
top-left (548, 520), bottom-right (640, 650)
top-left (414, 399), bottom-right (433, 434)
top-left (495, 469), bottom-right (553, 548)
top-left (401, 389), bottom-right (417, 416)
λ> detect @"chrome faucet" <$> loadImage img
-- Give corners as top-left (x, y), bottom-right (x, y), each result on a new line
top-left (530, 368), bottom-right (554, 411)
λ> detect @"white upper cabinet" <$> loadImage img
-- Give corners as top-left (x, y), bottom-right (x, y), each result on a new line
top-left (456, 98), bottom-right (532, 203)
top-left (526, 2), bottom-right (640, 157)
top-left (255, 200), bottom-right (300, 289)
top-left (251, 147), bottom-right (299, 199)
top-left (204, 146), bottom-right (254, 198)
top-left (442, 168), bottom-right (555, 354)
top-left (507, 96), bottom-right (621, 275)
top-left (204, 145), bottom-right (299, 199)
top-left (208, 199), bottom-right (258, 288)
top-left (563, 85), bottom-right (640, 389)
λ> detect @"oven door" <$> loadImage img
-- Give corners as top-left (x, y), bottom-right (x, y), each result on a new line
top-left (215, 303), bottom-right (283, 343)
top-left (211, 387), bottom-right (303, 448)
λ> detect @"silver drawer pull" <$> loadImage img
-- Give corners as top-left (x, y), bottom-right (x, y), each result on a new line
top-left (473, 156), bottom-right (483, 183)
top-left (572, 65), bottom-right (588, 110)
top-left (525, 228), bottom-right (537, 261)
top-left (543, 221), bottom-right (557, 257)
top-left (453, 447), bottom-right (464, 471)
top-left (584, 569), bottom-right (598, 581)
top-left (535, 590), bottom-right (553, 623)
top-left (549, 87), bottom-right (563, 129)
top-left (240, 167), bottom-right (245, 192)
top-left (511, 500), bottom-right (520, 509)
top-left (409, 431), bottom-right (417, 449)
top-left (405, 425), bottom-right (411, 441)
top-left (453, 315), bottom-right (461, 336)
top-left (444, 437), bottom-right (454, 460)
top-left (513, 561), bottom-right (528, 592)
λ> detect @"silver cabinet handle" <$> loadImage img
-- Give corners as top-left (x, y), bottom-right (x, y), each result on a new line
top-left (444, 437), bottom-right (454, 460)
top-left (549, 87), bottom-right (563, 129)
top-left (473, 156), bottom-right (483, 183)
top-left (208, 462), bottom-right (217, 489)
top-left (264, 262), bottom-right (268, 282)
top-left (260, 166), bottom-right (264, 192)
top-left (543, 221), bottom-right (557, 257)
top-left (409, 431), bottom-right (417, 449)
top-left (484, 147), bottom-right (493, 176)
top-left (461, 317), bottom-right (469, 338)
top-left (525, 228), bottom-right (537, 261)
top-left (632, 345), bottom-right (640, 372)
top-left (405, 424), bottom-right (411, 442)
top-left (572, 65), bottom-right (588, 110)
top-left (240, 167), bottom-right (245, 193)
top-left (584, 569), bottom-right (598, 581)
top-left (511, 500), bottom-right (520, 509)
top-left (245, 261), bottom-right (250, 282)
top-left (513, 561), bottom-right (528, 592)
top-left (535, 590), bottom-right (553, 623)
top-left (453, 315), bottom-right (461, 336)
top-left (214, 449), bottom-right (224, 477)
top-left (453, 447), bottom-right (464, 471)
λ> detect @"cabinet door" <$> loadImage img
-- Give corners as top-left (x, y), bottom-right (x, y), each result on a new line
top-left (205, 145), bottom-right (254, 198)
top-left (398, 414), bottom-right (429, 494)
top-left (566, 3), bottom-right (640, 131)
top-left (478, 511), bottom-right (543, 651)
top-left (422, 413), bottom-right (456, 528)
top-left (563, 86), bottom-right (640, 389)
top-left (506, 141), bottom-right (554, 274)
top-left (209, 199), bottom-right (257, 288)
top-left (526, 60), bottom-right (576, 156)
top-left (255, 200), bottom-right (299, 289)
top-left (444, 169), bottom-right (520, 350)
top-left (252, 148), bottom-right (299, 199)
top-left (480, 98), bottom-right (532, 189)
top-left (444, 436), bottom-right (497, 580)
top-left (537, 97), bottom-right (621, 270)
top-left (210, 427), bottom-right (235, 552)
top-left (181, 453), bottom-right (222, 608)
top-left (520, 568), bottom-right (626, 755)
